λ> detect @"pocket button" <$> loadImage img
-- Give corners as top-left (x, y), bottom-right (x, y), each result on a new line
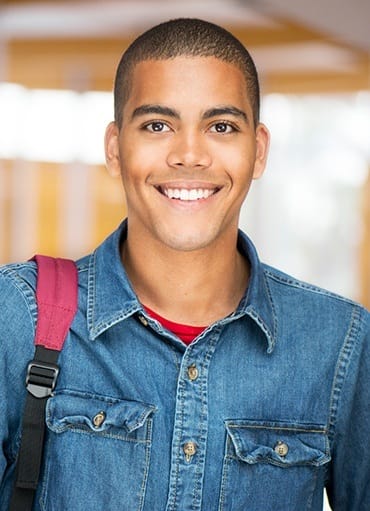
top-left (274, 441), bottom-right (289, 457)
top-left (93, 411), bottom-right (106, 428)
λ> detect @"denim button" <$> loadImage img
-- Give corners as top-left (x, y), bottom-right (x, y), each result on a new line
top-left (138, 315), bottom-right (148, 327)
top-left (93, 411), bottom-right (106, 428)
top-left (187, 365), bottom-right (199, 381)
top-left (274, 441), bottom-right (289, 457)
top-left (183, 441), bottom-right (197, 462)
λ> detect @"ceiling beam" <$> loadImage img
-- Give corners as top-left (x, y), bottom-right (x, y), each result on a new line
top-left (4, 24), bottom-right (369, 94)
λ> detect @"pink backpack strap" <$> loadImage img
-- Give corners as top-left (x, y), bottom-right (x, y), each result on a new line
top-left (33, 255), bottom-right (78, 350)
top-left (10, 255), bottom-right (78, 511)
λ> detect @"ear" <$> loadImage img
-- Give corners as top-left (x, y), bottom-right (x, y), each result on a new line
top-left (252, 123), bottom-right (270, 180)
top-left (104, 121), bottom-right (121, 178)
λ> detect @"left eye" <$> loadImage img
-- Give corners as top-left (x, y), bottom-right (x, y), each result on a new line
top-left (210, 122), bottom-right (234, 134)
top-left (145, 122), bottom-right (170, 133)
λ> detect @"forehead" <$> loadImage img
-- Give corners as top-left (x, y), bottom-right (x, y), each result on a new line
top-left (124, 56), bottom-right (251, 115)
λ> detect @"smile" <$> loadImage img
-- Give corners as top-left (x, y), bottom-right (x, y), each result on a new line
top-left (157, 187), bottom-right (219, 201)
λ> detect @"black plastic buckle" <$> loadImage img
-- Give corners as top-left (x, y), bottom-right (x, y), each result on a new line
top-left (26, 361), bottom-right (59, 398)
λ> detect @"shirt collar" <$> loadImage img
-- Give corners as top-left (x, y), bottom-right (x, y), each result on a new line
top-left (87, 220), bottom-right (277, 352)
top-left (236, 232), bottom-right (277, 353)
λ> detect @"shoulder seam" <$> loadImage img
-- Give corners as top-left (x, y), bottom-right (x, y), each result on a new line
top-left (327, 305), bottom-right (364, 443)
top-left (264, 268), bottom-right (359, 307)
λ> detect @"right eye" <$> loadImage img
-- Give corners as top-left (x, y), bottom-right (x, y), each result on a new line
top-left (144, 122), bottom-right (171, 133)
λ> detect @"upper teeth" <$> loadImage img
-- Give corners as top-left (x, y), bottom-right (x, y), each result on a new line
top-left (163, 188), bottom-right (215, 200)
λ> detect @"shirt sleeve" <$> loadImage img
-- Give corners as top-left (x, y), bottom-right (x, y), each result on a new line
top-left (326, 305), bottom-right (370, 510)
top-left (0, 268), bottom-right (36, 503)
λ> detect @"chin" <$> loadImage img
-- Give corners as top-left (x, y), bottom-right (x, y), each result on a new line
top-left (158, 229), bottom-right (217, 253)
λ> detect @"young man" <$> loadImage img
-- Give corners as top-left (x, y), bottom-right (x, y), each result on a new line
top-left (0, 18), bottom-right (369, 511)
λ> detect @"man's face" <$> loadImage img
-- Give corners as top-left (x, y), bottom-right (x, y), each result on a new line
top-left (105, 56), bottom-right (269, 252)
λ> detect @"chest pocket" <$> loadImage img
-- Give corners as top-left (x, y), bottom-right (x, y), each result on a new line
top-left (39, 390), bottom-right (156, 511)
top-left (219, 420), bottom-right (331, 511)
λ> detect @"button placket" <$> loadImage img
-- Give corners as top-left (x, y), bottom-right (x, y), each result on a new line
top-left (167, 329), bottom-right (221, 510)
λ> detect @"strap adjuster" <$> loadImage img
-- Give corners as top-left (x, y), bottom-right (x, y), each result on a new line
top-left (26, 361), bottom-right (59, 398)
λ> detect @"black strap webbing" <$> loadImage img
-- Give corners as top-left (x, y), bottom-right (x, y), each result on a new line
top-left (9, 346), bottom-right (61, 510)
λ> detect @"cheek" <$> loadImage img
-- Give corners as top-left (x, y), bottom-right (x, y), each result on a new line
top-left (120, 139), bottom-right (164, 181)
top-left (215, 136), bottom-right (256, 167)
top-left (222, 151), bottom-right (256, 187)
top-left (119, 145), bottom-right (144, 183)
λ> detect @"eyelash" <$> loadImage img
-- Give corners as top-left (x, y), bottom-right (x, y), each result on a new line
top-left (141, 120), bottom-right (239, 134)
top-left (142, 121), bottom-right (170, 133)
top-left (209, 121), bottom-right (238, 134)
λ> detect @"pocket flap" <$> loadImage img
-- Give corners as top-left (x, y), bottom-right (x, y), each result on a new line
top-left (46, 390), bottom-right (156, 434)
top-left (225, 420), bottom-right (330, 467)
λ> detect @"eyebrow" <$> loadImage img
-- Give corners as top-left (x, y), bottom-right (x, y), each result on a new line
top-left (131, 104), bottom-right (180, 120)
top-left (202, 106), bottom-right (248, 122)
top-left (130, 104), bottom-right (248, 123)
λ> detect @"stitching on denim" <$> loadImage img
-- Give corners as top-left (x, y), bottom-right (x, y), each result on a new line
top-left (137, 418), bottom-right (153, 511)
top-left (50, 387), bottom-right (151, 404)
top-left (129, 406), bottom-right (156, 432)
top-left (327, 305), bottom-right (361, 443)
top-left (306, 461), bottom-right (319, 511)
top-left (263, 269), bottom-right (278, 352)
top-left (227, 424), bottom-right (327, 434)
top-left (90, 304), bottom-right (141, 340)
top-left (264, 268), bottom-right (356, 305)
top-left (218, 449), bottom-right (231, 511)
top-left (87, 249), bottom-right (96, 335)
top-left (246, 308), bottom-right (276, 353)
top-left (225, 454), bottom-right (326, 468)
top-left (167, 362), bottom-right (183, 510)
top-left (190, 329), bottom-right (220, 510)
top-left (55, 425), bottom-right (151, 443)
top-left (166, 357), bottom-right (186, 510)
top-left (169, 342), bottom-right (182, 370)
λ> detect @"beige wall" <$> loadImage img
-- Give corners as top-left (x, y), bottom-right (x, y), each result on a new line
top-left (0, 159), bottom-right (126, 263)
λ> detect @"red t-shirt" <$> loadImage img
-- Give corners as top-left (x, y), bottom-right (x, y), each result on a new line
top-left (144, 306), bottom-right (207, 345)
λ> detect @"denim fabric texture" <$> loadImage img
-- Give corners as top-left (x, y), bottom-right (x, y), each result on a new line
top-left (0, 220), bottom-right (369, 511)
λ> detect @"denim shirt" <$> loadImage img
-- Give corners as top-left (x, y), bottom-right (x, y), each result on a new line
top-left (0, 221), bottom-right (369, 511)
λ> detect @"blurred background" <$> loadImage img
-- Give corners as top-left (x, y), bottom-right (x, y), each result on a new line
top-left (0, 3), bottom-right (368, 508)
top-left (0, 0), bottom-right (369, 315)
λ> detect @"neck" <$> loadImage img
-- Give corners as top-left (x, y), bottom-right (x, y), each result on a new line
top-left (121, 227), bottom-right (249, 326)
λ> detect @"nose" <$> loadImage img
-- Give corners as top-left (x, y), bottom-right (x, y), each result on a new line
top-left (166, 130), bottom-right (212, 169)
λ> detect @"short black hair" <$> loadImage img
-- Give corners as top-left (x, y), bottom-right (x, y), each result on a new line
top-left (114, 18), bottom-right (260, 129)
